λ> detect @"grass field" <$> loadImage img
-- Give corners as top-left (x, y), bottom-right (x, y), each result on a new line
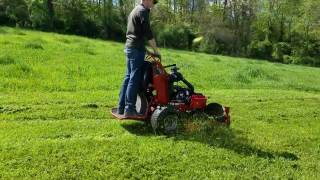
top-left (0, 26), bottom-right (320, 179)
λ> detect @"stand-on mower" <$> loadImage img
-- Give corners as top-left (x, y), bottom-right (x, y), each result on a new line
top-left (111, 54), bottom-right (230, 134)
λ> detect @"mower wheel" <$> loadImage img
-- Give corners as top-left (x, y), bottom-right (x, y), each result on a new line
top-left (136, 93), bottom-right (148, 115)
top-left (205, 103), bottom-right (225, 122)
top-left (151, 107), bottom-right (178, 135)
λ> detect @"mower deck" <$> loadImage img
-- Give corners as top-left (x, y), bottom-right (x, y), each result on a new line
top-left (111, 108), bottom-right (147, 120)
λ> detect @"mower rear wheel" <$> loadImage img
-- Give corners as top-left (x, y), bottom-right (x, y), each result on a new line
top-left (151, 107), bottom-right (178, 135)
top-left (136, 93), bottom-right (148, 115)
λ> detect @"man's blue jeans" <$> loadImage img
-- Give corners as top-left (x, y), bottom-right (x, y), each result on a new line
top-left (118, 48), bottom-right (145, 112)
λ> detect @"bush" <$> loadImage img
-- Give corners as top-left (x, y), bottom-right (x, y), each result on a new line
top-left (283, 55), bottom-right (292, 64)
top-left (283, 55), bottom-right (300, 64)
top-left (82, 18), bottom-right (100, 38)
top-left (53, 18), bottom-right (65, 32)
top-left (194, 28), bottom-right (235, 55)
top-left (198, 38), bottom-right (221, 54)
top-left (157, 24), bottom-right (194, 49)
top-left (0, 2), bottom-right (12, 25)
top-left (248, 40), bottom-right (273, 59)
top-left (283, 55), bottom-right (319, 67)
top-left (289, 37), bottom-right (320, 66)
top-left (0, 0), bottom-right (29, 26)
top-left (272, 42), bottom-right (291, 62)
top-left (195, 34), bottom-right (220, 54)
top-left (301, 56), bottom-right (319, 66)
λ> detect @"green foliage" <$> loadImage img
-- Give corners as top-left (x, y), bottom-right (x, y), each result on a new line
top-left (248, 40), bottom-right (273, 60)
top-left (29, 0), bottom-right (54, 30)
top-left (198, 37), bottom-right (220, 54)
top-left (0, 0), bottom-right (29, 26)
top-left (157, 24), bottom-right (193, 49)
top-left (272, 42), bottom-right (291, 62)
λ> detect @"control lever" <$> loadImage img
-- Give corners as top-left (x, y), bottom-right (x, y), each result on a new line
top-left (164, 64), bottom-right (176, 68)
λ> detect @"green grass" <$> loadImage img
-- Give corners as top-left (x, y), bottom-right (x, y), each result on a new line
top-left (0, 26), bottom-right (320, 179)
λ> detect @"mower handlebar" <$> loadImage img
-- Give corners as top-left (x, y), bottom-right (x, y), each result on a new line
top-left (163, 64), bottom-right (176, 68)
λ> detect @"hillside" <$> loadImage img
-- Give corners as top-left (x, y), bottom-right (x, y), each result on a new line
top-left (0, 27), bottom-right (319, 179)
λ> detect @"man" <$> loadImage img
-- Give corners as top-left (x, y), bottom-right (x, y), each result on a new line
top-left (117, 0), bottom-right (160, 118)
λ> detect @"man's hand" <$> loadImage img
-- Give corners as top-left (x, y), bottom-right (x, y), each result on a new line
top-left (146, 48), bottom-right (161, 59)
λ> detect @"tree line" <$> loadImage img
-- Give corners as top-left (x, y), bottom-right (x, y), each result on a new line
top-left (0, 0), bottom-right (319, 66)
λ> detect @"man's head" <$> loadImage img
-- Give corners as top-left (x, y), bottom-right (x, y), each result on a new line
top-left (141, 0), bottom-right (158, 9)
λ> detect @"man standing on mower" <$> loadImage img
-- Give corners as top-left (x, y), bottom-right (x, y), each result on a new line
top-left (117, 0), bottom-right (160, 118)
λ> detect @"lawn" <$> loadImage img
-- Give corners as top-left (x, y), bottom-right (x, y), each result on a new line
top-left (0, 26), bottom-right (319, 179)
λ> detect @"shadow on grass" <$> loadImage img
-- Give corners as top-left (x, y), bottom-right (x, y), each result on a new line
top-left (121, 121), bottom-right (155, 136)
top-left (121, 121), bottom-right (299, 161)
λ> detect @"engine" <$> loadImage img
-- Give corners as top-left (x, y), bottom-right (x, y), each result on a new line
top-left (170, 86), bottom-right (192, 103)
top-left (168, 65), bottom-right (194, 103)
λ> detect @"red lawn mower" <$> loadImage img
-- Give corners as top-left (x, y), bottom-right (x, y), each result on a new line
top-left (111, 54), bottom-right (230, 134)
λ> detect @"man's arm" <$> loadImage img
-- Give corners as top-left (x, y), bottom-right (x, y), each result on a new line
top-left (141, 10), bottom-right (160, 56)
top-left (148, 38), bottom-right (160, 55)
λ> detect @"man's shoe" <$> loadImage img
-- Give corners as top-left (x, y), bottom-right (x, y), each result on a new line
top-left (124, 109), bottom-right (144, 119)
top-left (116, 108), bottom-right (124, 115)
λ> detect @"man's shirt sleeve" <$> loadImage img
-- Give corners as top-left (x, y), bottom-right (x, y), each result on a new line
top-left (141, 10), bottom-right (154, 40)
